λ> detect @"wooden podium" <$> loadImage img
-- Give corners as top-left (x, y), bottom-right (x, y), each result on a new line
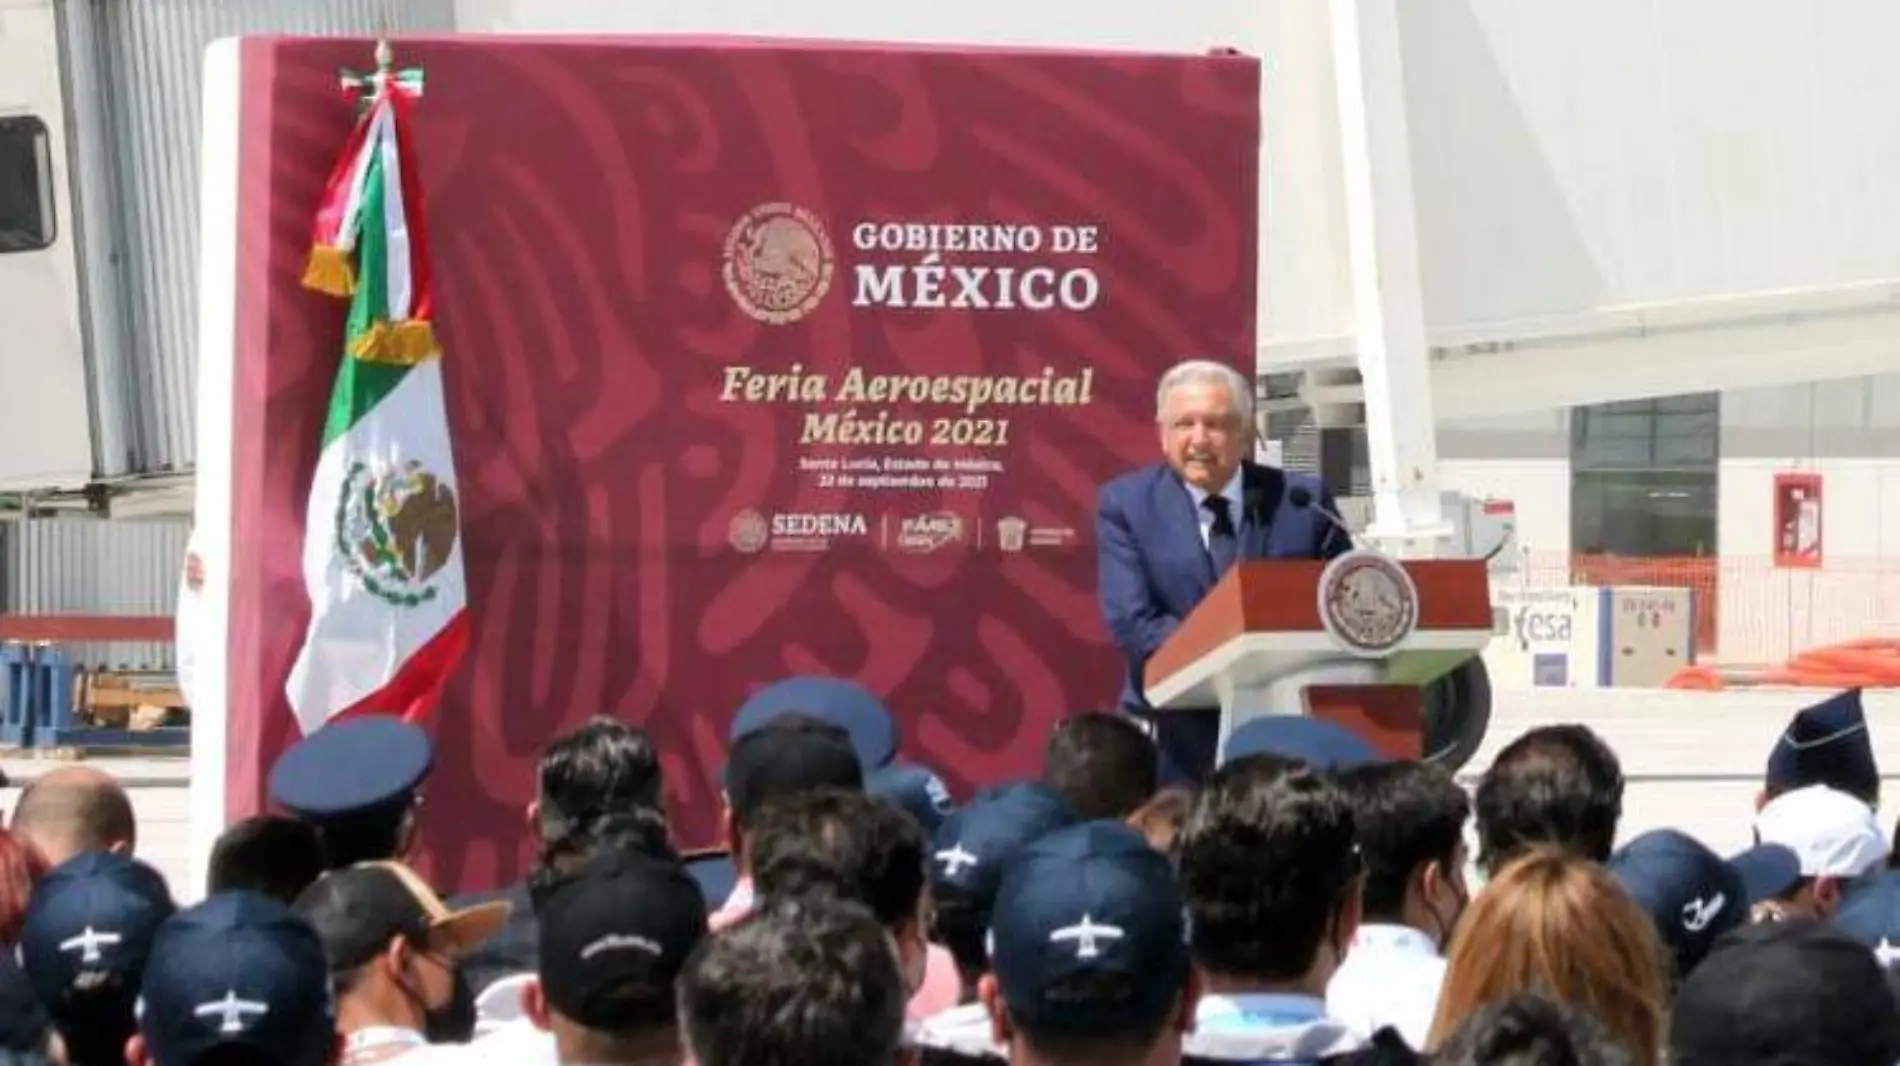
top-left (1143, 553), bottom-right (1496, 762)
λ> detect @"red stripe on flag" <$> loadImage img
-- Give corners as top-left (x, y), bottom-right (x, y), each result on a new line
top-left (328, 609), bottom-right (471, 727)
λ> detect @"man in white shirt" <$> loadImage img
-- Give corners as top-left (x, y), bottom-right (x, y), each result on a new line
top-left (1324, 760), bottom-right (1469, 1050)
top-left (1177, 754), bottom-right (1373, 1063)
top-left (292, 861), bottom-right (509, 1065)
top-left (518, 850), bottom-right (706, 1066)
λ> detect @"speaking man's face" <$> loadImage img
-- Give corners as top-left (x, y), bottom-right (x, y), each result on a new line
top-left (1159, 380), bottom-right (1246, 491)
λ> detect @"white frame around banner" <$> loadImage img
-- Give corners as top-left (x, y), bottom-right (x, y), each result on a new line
top-left (182, 37), bottom-right (242, 904)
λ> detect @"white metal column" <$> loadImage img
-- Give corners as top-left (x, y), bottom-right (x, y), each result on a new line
top-left (1327, 0), bottom-right (1450, 556)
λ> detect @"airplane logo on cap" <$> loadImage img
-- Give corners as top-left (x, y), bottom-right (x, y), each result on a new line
top-left (1050, 915), bottom-right (1124, 960)
top-left (936, 844), bottom-right (979, 877)
top-left (195, 991), bottom-right (269, 1035)
top-left (59, 926), bottom-right (122, 963)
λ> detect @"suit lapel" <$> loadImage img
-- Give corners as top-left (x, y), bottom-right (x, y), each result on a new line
top-left (1152, 467), bottom-right (1216, 588)
top-left (1240, 461), bottom-right (1285, 558)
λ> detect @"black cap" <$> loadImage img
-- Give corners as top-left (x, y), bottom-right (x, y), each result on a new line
top-left (292, 861), bottom-right (508, 974)
top-left (537, 852), bottom-right (709, 1028)
top-left (723, 718), bottom-right (863, 826)
top-left (1672, 920), bottom-right (1900, 1066)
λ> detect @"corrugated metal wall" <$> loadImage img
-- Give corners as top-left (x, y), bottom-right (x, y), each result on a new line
top-left (0, 517), bottom-right (190, 670)
top-left (60, 0), bottom-right (458, 478)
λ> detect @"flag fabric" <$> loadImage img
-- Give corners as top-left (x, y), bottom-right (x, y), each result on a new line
top-left (285, 50), bottom-right (469, 736)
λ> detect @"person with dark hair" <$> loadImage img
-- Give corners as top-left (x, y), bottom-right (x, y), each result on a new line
top-left (912, 782), bottom-right (1077, 1061)
top-left (457, 807), bottom-right (683, 1057)
top-left (1042, 713), bottom-right (1158, 821)
top-left (1325, 760), bottom-right (1470, 1048)
top-left (517, 851), bottom-right (705, 1066)
top-left (1176, 756), bottom-right (1373, 1062)
top-left (745, 789), bottom-right (942, 1003)
top-left (130, 892), bottom-right (342, 1066)
top-left (707, 715), bottom-right (864, 930)
top-left (207, 816), bottom-right (330, 904)
top-left (981, 821), bottom-right (1198, 1066)
top-left (532, 717), bottom-right (664, 843)
top-left (18, 853), bottom-right (175, 1066)
top-left (1433, 994), bottom-right (1633, 1066)
top-left (10, 767), bottom-right (136, 870)
top-left (1473, 724), bottom-right (1624, 876)
top-left (679, 894), bottom-right (907, 1066)
top-left (1672, 920), bottom-right (1900, 1066)
top-left (454, 717), bottom-right (666, 999)
top-left (292, 862), bottom-right (509, 1063)
top-left (923, 783), bottom-right (1077, 1004)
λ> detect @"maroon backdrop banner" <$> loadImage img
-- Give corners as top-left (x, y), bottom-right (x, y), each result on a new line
top-left (225, 36), bottom-right (1261, 890)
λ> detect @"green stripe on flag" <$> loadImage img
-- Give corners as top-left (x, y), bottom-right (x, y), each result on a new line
top-left (321, 144), bottom-right (411, 448)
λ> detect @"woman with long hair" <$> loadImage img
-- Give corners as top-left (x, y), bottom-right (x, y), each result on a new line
top-left (1428, 847), bottom-right (1670, 1066)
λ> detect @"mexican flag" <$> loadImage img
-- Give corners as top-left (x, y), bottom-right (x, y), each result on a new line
top-left (284, 53), bottom-right (469, 735)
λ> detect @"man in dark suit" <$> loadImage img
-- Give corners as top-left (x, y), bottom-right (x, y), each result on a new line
top-left (1096, 359), bottom-right (1349, 783)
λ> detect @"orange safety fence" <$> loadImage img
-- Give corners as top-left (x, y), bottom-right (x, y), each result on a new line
top-left (1509, 553), bottom-right (1900, 679)
top-left (1667, 638), bottom-right (1900, 691)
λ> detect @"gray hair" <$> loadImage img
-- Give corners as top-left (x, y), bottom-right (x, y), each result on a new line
top-left (1155, 359), bottom-right (1255, 425)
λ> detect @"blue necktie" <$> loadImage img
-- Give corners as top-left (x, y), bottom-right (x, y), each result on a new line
top-left (1204, 495), bottom-right (1238, 577)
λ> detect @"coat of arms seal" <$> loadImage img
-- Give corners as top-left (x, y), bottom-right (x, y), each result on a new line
top-left (1317, 549), bottom-right (1420, 655)
top-left (722, 202), bottom-right (835, 325)
top-left (335, 459), bottom-right (460, 607)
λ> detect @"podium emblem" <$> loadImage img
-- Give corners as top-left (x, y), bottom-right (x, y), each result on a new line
top-left (1318, 550), bottom-right (1420, 655)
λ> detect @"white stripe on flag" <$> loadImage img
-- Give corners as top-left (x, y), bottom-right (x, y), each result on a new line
top-left (335, 103), bottom-right (390, 254)
top-left (378, 108), bottom-right (413, 321)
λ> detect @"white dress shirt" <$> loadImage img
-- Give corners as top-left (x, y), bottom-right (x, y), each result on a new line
top-left (1181, 467), bottom-right (1245, 550)
top-left (1325, 923), bottom-right (1447, 1050)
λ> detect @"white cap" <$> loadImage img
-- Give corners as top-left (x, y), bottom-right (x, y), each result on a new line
top-left (1754, 784), bottom-right (1890, 879)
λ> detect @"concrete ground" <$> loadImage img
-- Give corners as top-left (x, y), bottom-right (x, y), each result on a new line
top-left (16, 684), bottom-right (1900, 899)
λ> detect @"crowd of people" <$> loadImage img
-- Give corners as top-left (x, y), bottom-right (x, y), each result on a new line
top-left (0, 678), bottom-right (1895, 1066)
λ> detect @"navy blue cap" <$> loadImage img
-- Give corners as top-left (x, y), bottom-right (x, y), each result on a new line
top-left (1831, 869), bottom-right (1900, 954)
top-left (1220, 716), bottom-right (1384, 770)
top-left (989, 821), bottom-right (1190, 1036)
top-left (868, 761), bottom-right (957, 836)
top-left (1608, 829), bottom-right (1800, 976)
top-left (139, 892), bottom-right (336, 1066)
top-left (268, 715), bottom-right (433, 819)
top-left (930, 782), bottom-right (1076, 908)
top-left (682, 849), bottom-right (739, 914)
top-left (731, 677), bottom-right (898, 770)
top-left (1766, 689), bottom-right (1878, 801)
top-left (0, 951), bottom-right (50, 1054)
top-left (20, 852), bottom-right (176, 1023)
